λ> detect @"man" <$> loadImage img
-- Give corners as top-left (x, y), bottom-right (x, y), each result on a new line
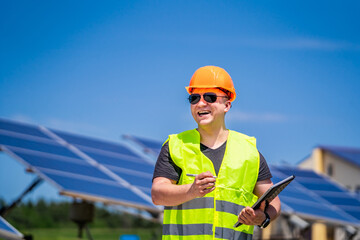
top-left (151, 66), bottom-right (281, 240)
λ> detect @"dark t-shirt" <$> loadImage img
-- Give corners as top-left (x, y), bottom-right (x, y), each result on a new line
top-left (153, 141), bottom-right (272, 182)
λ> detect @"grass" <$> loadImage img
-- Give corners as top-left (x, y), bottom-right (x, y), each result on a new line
top-left (19, 227), bottom-right (162, 240)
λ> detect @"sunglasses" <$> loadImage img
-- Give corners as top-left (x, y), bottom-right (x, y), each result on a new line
top-left (188, 92), bottom-right (228, 105)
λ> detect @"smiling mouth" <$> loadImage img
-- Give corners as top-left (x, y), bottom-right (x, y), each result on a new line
top-left (198, 111), bottom-right (211, 116)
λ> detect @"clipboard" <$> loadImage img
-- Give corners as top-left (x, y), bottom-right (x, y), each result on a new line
top-left (234, 175), bottom-right (295, 228)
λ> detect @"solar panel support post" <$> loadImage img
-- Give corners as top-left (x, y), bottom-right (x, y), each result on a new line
top-left (0, 177), bottom-right (43, 217)
top-left (69, 200), bottom-right (94, 239)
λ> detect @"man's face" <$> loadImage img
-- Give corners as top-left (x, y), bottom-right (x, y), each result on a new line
top-left (190, 88), bottom-right (231, 127)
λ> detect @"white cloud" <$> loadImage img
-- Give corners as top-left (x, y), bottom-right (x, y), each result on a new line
top-left (10, 114), bottom-right (34, 124)
top-left (227, 110), bottom-right (288, 123)
top-left (151, 34), bottom-right (360, 51)
top-left (240, 38), bottom-right (360, 51)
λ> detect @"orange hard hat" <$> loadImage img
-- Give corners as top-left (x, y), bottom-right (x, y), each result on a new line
top-left (185, 66), bottom-right (236, 101)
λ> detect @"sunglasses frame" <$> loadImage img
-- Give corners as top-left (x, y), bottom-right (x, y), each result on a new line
top-left (188, 92), bottom-right (229, 105)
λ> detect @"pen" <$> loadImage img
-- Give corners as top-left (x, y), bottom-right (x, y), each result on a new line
top-left (186, 174), bottom-right (217, 178)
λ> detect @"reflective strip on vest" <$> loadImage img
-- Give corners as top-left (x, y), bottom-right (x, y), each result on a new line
top-left (216, 200), bottom-right (245, 216)
top-left (163, 223), bottom-right (213, 236)
top-left (165, 198), bottom-right (244, 217)
top-left (215, 227), bottom-right (253, 240)
top-left (165, 197), bottom-right (214, 210)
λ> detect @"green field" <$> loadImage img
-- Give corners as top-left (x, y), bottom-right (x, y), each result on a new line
top-left (17, 227), bottom-right (162, 240)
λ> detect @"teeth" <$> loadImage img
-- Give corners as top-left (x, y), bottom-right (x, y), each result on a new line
top-left (198, 111), bottom-right (210, 115)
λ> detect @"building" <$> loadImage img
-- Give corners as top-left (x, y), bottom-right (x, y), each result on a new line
top-left (298, 145), bottom-right (360, 196)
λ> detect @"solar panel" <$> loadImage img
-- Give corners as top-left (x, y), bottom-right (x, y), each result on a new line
top-left (272, 165), bottom-right (360, 226)
top-left (123, 135), bottom-right (163, 156)
top-left (0, 118), bottom-right (160, 213)
top-left (0, 216), bottom-right (23, 240)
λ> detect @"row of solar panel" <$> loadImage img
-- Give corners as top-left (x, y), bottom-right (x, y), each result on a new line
top-left (0, 118), bottom-right (157, 212)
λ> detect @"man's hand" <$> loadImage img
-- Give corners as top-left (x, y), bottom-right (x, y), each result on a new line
top-left (237, 179), bottom-right (281, 226)
top-left (188, 171), bottom-right (216, 198)
top-left (151, 171), bottom-right (216, 206)
top-left (237, 206), bottom-right (266, 226)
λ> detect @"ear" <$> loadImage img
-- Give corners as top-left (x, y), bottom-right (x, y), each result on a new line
top-left (224, 101), bottom-right (231, 112)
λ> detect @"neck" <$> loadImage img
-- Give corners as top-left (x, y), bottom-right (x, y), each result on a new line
top-left (197, 124), bottom-right (229, 149)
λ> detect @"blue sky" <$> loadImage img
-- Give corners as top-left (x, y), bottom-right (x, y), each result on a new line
top-left (1, 1), bottom-right (360, 203)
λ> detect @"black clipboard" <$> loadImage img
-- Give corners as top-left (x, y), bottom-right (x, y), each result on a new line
top-left (234, 175), bottom-right (295, 228)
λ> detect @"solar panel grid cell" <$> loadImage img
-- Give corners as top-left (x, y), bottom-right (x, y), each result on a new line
top-left (44, 172), bottom-right (153, 207)
top-left (278, 188), bottom-right (320, 203)
top-left (53, 130), bottom-right (139, 158)
top-left (0, 119), bottom-right (50, 140)
top-left (109, 169), bottom-right (152, 189)
top-left (300, 182), bottom-right (344, 192)
top-left (0, 134), bottom-right (79, 158)
top-left (283, 200), bottom-right (353, 222)
top-left (12, 150), bottom-right (115, 181)
top-left (321, 195), bottom-right (360, 206)
top-left (84, 151), bottom-right (155, 174)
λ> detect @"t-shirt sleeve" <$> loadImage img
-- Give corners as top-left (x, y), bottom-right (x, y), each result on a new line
top-left (152, 141), bottom-right (182, 182)
top-left (257, 151), bottom-right (272, 181)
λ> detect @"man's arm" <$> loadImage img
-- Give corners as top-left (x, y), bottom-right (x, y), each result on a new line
top-left (237, 179), bottom-right (281, 226)
top-left (151, 171), bottom-right (216, 206)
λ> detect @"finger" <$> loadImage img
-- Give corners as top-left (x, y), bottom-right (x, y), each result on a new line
top-left (202, 182), bottom-right (215, 189)
top-left (245, 207), bottom-right (255, 217)
top-left (239, 210), bottom-right (249, 221)
top-left (201, 186), bottom-right (215, 194)
top-left (197, 171), bottom-right (216, 180)
top-left (196, 178), bottom-right (216, 187)
top-left (239, 214), bottom-right (249, 225)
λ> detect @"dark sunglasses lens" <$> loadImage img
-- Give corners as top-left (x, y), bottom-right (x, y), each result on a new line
top-left (203, 93), bottom-right (217, 103)
top-left (189, 94), bottom-right (201, 104)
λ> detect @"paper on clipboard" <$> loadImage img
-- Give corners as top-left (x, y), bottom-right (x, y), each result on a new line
top-left (234, 175), bottom-right (295, 228)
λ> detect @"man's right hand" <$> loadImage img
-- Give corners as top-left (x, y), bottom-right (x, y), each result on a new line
top-left (188, 171), bottom-right (216, 198)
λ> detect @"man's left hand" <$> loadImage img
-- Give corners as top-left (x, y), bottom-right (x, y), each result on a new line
top-left (237, 206), bottom-right (266, 226)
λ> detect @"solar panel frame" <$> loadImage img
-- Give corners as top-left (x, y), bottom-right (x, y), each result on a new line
top-left (0, 216), bottom-right (23, 240)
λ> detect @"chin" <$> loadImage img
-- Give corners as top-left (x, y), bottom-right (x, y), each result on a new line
top-left (197, 119), bottom-right (213, 126)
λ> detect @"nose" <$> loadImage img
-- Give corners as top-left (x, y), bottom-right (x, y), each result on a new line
top-left (197, 95), bottom-right (208, 105)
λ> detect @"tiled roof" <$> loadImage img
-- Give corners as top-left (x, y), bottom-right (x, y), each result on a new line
top-left (320, 145), bottom-right (360, 168)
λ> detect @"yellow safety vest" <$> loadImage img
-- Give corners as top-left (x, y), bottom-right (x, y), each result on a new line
top-left (162, 129), bottom-right (260, 240)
